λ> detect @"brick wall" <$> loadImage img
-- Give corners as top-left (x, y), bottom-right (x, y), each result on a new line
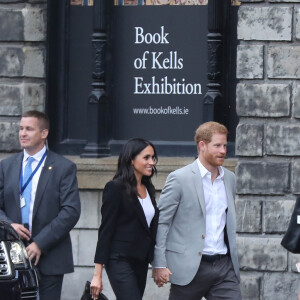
top-left (236, 0), bottom-right (300, 298)
top-left (0, 0), bottom-right (46, 152)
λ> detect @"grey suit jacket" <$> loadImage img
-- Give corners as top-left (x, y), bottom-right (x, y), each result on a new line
top-left (0, 150), bottom-right (81, 275)
top-left (152, 159), bottom-right (240, 286)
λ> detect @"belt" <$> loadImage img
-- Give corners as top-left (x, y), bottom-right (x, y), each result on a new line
top-left (201, 254), bottom-right (228, 263)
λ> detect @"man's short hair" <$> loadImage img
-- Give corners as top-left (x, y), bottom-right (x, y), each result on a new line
top-left (194, 121), bottom-right (228, 151)
top-left (22, 110), bottom-right (50, 131)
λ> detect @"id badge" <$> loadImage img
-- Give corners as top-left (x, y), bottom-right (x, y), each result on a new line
top-left (297, 215), bottom-right (300, 225)
top-left (20, 195), bottom-right (26, 208)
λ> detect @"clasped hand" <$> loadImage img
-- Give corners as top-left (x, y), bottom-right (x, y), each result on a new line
top-left (152, 268), bottom-right (172, 287)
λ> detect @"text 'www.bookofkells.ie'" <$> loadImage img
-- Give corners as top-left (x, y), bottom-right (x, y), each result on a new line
top-left (132, 106), bottom-right (189, 115)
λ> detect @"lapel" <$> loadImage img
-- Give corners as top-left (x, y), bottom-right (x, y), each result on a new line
top-left (223, 169), bottom-right (234, 222)
top-left (132, 193), bottom-right (151, 233)
top-left (150, 194), bottom-right (159, 217)
top-left (32, 151), bottom-right (55, 220)
top-left (14, 153), bottom-right (23, 223)
top-left (150, 194), bottom-right (159, 234)
top-left (191, 160), bottom-right (206, 218)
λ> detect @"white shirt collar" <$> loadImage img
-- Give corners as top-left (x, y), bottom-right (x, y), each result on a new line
top-left (196, 158), bottom-right (224, 179)
top-left (23, 145), bottom-right (47, 163)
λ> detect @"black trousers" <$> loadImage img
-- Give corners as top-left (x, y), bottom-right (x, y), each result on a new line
top-left (38, 273), bottom-right (64, 300)
top-left (105, 254), bottom-right (148, 300)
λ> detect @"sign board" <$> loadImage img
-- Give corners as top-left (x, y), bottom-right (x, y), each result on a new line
top-left (111, 6), bottom-right (208, 154)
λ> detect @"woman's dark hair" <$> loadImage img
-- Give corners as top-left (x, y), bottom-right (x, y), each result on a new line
top-left (113, 138), bottom-right (158, 198)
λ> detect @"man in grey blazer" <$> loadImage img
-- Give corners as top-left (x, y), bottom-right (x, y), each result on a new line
top-left (0, 111), bottom-right (81, 300)
top-left (152, 121), bottom-right (241, 300)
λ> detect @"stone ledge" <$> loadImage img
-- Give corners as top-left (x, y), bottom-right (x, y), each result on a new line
top-left (0, 153), bottom-right (237, 190)
top-left (69, 156), bottom-right (237, 190)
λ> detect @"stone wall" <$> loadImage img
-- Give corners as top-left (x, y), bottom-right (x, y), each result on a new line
top-left (236, 0), bottom-right (300, 299)
top-left (0, 0), bottom-right (300, 299)
top-left (0, 0), bottom-right (46, 152)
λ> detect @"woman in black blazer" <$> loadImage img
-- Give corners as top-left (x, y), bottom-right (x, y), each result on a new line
top-left (90, 138), bottom-right (159, 300)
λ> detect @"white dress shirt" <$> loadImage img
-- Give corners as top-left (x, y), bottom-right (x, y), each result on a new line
top-left (138, 189), bottom-right (155, 227)
top-left (197, 159), bottom-right (228, 255)
top-left (22, 146), bottom-right (47, 231)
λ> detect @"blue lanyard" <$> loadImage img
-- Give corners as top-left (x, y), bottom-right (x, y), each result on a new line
top-left (20, 151), bottom-right (47, 195)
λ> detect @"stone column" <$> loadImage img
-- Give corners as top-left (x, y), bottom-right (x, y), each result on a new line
top-left (236, 1), bottom-right (300, 299)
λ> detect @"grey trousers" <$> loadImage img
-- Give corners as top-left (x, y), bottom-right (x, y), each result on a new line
top-left (169, 256), bottom-right (241, 300)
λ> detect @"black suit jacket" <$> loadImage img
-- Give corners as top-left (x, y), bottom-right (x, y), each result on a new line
top-left (94, 180), bottom-right (159, 264)
top-left (0, 150), bottom-right (81, 275)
